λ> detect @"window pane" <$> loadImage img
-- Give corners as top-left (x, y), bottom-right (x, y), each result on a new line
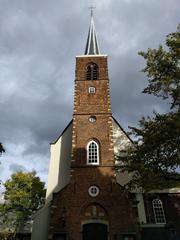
top-left (152, 199), bottom-right (166, 224)
top-left (87, 141), bottom-right (99, 165)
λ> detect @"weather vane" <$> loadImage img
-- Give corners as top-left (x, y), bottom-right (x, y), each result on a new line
top-left (88, 5), bottom-right (96, 17)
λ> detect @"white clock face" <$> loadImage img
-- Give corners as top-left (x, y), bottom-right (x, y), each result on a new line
top-left (89, 116), bottom-right (96, 123)
top-left (88, 185), bottom-right (99, 197)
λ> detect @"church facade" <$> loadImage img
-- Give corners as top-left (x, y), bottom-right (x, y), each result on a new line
top-left (31, 14), bottom-right (180, 240)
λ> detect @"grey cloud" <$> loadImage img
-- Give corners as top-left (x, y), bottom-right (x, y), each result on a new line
top-left (9, 163), bottom-right (27, 172)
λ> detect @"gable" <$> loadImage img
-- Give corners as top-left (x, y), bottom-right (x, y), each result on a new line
top-left (112, 117), bottom-right (133, 155)
top-left (112, 117), bottom-right (134, 187)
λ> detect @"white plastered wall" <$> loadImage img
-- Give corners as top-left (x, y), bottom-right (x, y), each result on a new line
top-left (31, 203), bottom-right (50, 240)
top-left (112, 118), bottom-right (147, 224)
top-left (112, 118), bottom-right (133, 186)
top-left (31, 123), bottom-right (72, 240)
top-left (46, 122), bottom-right (72, 202)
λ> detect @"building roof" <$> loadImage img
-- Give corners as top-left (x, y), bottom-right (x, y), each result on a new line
top-left (84, 11), bottom-right (100, 55)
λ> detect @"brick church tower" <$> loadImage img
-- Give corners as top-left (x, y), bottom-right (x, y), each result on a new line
top-left (32, 12), bottom-right (140, 240)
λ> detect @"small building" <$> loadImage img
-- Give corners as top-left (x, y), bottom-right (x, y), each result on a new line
top-left (31, 13), bottom-right (180, 240)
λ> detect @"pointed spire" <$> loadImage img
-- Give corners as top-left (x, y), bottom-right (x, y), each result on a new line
top-left (85, 8), bottom-right (100, 55)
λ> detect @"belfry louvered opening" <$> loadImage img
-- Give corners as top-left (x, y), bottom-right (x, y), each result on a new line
top-left (86, 63), bottom-right (98, 80)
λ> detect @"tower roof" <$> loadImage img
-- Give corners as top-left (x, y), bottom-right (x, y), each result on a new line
top-left (84, 11), bottom-right (100, 55)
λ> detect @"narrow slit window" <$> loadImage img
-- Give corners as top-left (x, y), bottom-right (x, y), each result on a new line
top-left (87, 140), bottom-right (99, 165)
top-left (152, 199), bottom-right (166, 224)
top-left (86, 63), bottom-right (98, 80)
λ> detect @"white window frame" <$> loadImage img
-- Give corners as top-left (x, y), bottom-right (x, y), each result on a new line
top-left (88, 86), bottom-right (96, 93)
top-left (88, 185), bottom-right (100, 197)
top-left (87, 140), bottom-right (99, 165)
top-left (152, 199), bottom-right (166, 224)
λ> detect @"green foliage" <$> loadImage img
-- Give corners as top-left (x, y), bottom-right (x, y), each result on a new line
top-left (139, 24), bottom-right (180, 110)
top-left (3, 171), bottom-right (45, 213)
top-left (118, 25), bottom-right (180, 191)
top-left (0, 171), bottom-right (46, 237)
top-left (0, 143), bottom-right (5, 186)
top-left (0, 143), bottom-right (5, 155)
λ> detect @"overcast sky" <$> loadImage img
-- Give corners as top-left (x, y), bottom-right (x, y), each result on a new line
top-left (0, 0), bottom-right (179, 187)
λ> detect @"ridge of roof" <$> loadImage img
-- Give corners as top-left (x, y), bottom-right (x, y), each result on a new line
top-left (112, 116), bottom-right (134, 144)
top-left (50, 120), bottom-right (73, 145)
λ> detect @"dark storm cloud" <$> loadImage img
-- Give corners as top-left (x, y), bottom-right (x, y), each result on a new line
top-left (0, 0), bottom-right (179, 183)
top-left (100, 0), bottom-right (179, 130)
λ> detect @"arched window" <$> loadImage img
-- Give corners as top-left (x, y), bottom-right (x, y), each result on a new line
top-left (152, 199), bottom-right (166, 224)
top-left (87, 140), bottom-right (99, 165)
top-left (86, 63), bottom-right (98, 80)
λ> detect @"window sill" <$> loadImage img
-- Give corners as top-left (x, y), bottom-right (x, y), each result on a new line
top-left (141, 224), bottom-right (166, 228)
top-left (86, 163), bottom-right (99, 166)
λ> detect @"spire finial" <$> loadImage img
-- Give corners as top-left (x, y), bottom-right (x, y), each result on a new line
top-left (85, 6), bottom-right (100, 55)
top-left (89, 6), bottom-right (96, 17)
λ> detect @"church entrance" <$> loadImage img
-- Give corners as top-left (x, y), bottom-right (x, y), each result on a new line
top-left (53, 234), bottom-right (66, 240)
top-left (82, 223), bottom-right (108, 240)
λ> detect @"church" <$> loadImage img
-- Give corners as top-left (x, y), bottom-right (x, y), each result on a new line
top-left (31, 13), bottom-right (180, 240)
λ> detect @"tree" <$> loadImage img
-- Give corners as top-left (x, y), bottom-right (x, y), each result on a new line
top-left (0, 143), bottom-right (5, 186)
top-left (0, 171), bottom-right (46, 238)
top-left (118, 25), bottom-right (180, 191)
top-left (0, 143), bottom-right (5, 155)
